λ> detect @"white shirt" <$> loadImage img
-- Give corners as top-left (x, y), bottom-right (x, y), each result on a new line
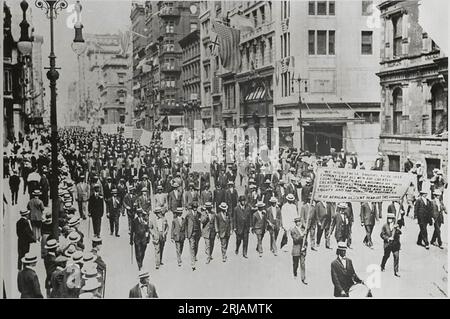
top-left (281, 203), bottom-right (298, 230)
top-left (435, 198), bottom-right (441, 211)
top-left (156, 218), bottom-right (164, 232)
top-left (140, 284), bottom-right (148, 298)
top-left (339, 256), bottom-right (346, 269)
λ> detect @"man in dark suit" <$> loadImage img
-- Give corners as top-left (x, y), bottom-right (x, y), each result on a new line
top-left (201, 202), bottom-right (216, 264)
top-left (88, 184), bottom-right (104, 238)
top-left (199, 184), bottom-right (213, 206)
top-left (130, 208), bottom-right (150, 271)
top-left (9, 169), bottom-right (20, 205)
top-left (43, 239), bottom-right (59, 297)
top-left (17, 252), bottom-right (43, 298)
top-left (102, 176), bottom-right (115, 202)
top-left (168, 183), bottom-right (183, 214)
top-left (215, 202), bottom-right (231, 262)
top-left (213, 184), bottom-right (226, 212)
top-left (149, 207), bottom-right (169, 270)
top-left (16, 209), bottom-right (35, 270)
top-left (106, 189), bottom-right (121, 237)
top-left (225, 181), bottom-right (238, 227)
top-left (171, 207), bottom-right (185, 267)
top-left (380, 212), bottom-right (402, 277)
top-left (431, 189), bottom-right (447, 248)
top-left (129, 271), bottom-right (158, 298)
top-left (266, 197), bottom-right (282, 256)
top-left (234, 196), bottom-right (251, 258)
top-left (330, 202), bottom-right (350, 247)
top-left (252, 202), bottom-right (267, 257)
top-left (291, 217), bottom-right (308, 285)
top-left (315, 201), bottom-right (331, 249)
top-left (184, 202), bottom-right (201, 270)
top-left (414, 189), bottom-right (433, 249)
top-left (330, 243), bottom-right (363, 297)
top-left (360, 202), bottom-right (377, 248)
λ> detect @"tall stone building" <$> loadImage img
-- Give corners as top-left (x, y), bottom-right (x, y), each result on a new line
top-left (377, 0), bottom-right (448, 175)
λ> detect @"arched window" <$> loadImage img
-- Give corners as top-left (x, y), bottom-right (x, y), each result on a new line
top-left (392, 87), bottom-right (402, 134)
top-left (431, 84), bottom-right (447, 134)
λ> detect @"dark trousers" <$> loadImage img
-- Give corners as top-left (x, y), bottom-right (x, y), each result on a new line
top-left (189, 236), bottom-right (200, 267)
top-left (17, 243), bottom-right (30, 270)
top-left (417, 223), bottom-right (429, 246)
top-left (269, 228), bottom-right (279, 253)
top-left (381, 246), bottom-right (399, 273)
top-left (204, 237), bottom-right (215, 260)
top-left (317, 225), bottom-right (331, 248)
top-left (431, 221), bottom-right (442, 246)
top-left (377, 202), bottom-right (383, 219)
top-left (92, 216), bottom-right (102, 237)
top-left (175, 241), bottom-right (184, 265)
top-left (11, 189), bottom-right (18, 205)
top-left (417, 176), bottom-right (423, 192)
top-left (77, 200), bottom-right (86, 219)
top-left (292, 255), bottom-right (306, 281)
top-left (309, 223), bottom-right (316, 248)
top-left (347, 223), bottom-right (352, 247)
top-left (256, 233), bottom-right (264, 254)
top-left (363, 225), bottom-right (374, 246)
top-left (134, 241), bottom-right (147, 270)
top-left (235, 232), bottom-right (249, 256)
top-left (220, 236), bottom-right (229, 260)
top-left (23, 180), bottom-right (28, 195)
top-left (109, 215), bottom-right (119, 235)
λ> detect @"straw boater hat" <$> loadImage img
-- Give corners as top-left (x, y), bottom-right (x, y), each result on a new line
top-left (257, 201), bottom-right (265, 208)
top-left (337, 242), bottom-right (347, 251)
top-left (269, 197), bottom-right (278, 204)
top-left (82, 252), bottom-right (95, 263)
top-left (65, 245), bottom-right (76, 258)
top-left (92, 237), bottom-right (102, 248)
top-left (219, 202), bottom-right (228, 211)
top-left (20, 209), bottom-right (30, 217)
top-left (286, 194), bottom-right (295, 202)
top-left (337, 202), bottom-right (348, 209)
top-left (68, 231), bottom-right (81, 244)
top-left (33, 190), bottom-right (42, 196)
top-left (433, 189), bottom-right (442, 196)
top-left (204, 202), bottom-right (213, 209)
top-left (420, 189), bottom-right (428, 194)
top-left (68, 216), bottom-right (80, 228)
top-left (79, 292), bottom-right (94, 299)
top-left (21, 252), bottom-right (38, 265)
top-left (44, 239), bottom-right (59, 250)
top-left (294, 217), bottom-right (301, 223)
top-left (154, 206), bottom-right (162, 214)
top-left (81, 278), bottom-right (101, 292)
top-left (139, 270), bottom-right (150, 280)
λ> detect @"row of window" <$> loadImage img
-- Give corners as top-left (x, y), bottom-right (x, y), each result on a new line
top-left (183, 83), bottom-right (200, 102)
top-left (308, 1), bottom-right (374, 16)
top-left (182, 42), bottom-right (200, 61)
top-left (308, 30), bottom-right (373, 55)
top-left (182, 63), bottom-right (200, 82)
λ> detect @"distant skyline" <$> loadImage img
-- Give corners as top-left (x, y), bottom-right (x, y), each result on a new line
top-left (6, 0), bottom-right (132, 124)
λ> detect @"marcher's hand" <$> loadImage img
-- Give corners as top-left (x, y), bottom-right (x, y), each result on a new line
top-left (341, 290), bottom-right (346, 296)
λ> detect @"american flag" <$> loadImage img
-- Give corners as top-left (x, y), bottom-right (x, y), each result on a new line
top-left (212, 21), bottom-right (241, 73)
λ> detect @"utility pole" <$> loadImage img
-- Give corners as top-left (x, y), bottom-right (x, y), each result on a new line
top-left (291, 75), bottom-right (304, 151)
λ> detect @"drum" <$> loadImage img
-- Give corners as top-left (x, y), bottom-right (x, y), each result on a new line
top-left (348, 284), bottom-right (372, 298)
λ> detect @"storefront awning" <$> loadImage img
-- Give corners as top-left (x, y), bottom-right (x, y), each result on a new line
top-left (245, 86), bottom-right (267, 102)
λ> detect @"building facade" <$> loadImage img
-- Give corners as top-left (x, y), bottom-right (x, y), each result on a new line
top-left (180, 29), bottom-right (201, 130)
top-left (273, 0), bottom-right (381, 162)
top-left (377, 0), bottom-right (448, 175)
top-left (30, 35), bottom-right (44, 124)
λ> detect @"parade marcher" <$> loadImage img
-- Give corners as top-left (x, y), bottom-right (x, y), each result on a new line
top-left (106, 189), bottom-right (121, 237)
top-left (404, 156), bottom-right (414, 173)
top-left (137, 187), bottom-right (152, 214)
top-left (225, 181), bottom-right (238, 225)
top-left (266, 197), bottom-right (282, 256)
top-left (154, 185), bottom-right (168, 214)
top-left (300, 199), bottom-right (317, 251)
top-left (315, 200), bottom-right (331, 249)
top-left (185, 202), bottom-right (202, 270)
top-left (16, 209), bottom-right (35, 270)
top-left (123, 186), bottom-right (137, 231)
top-left (130, 208), bottom-right (150, 271)
top-left (40, 168), bottom-right (50, 207)
top-left (9, 169), bottom-right (20, 206)
top-left (43, 239), bottom-right (59, 297)
top-left (215, 202), bottom-right (231, 263)
top-left (64, 250), bottom-right (84, 298)
top-left (414, 161), bottom-right (424, 192)
top-left (360, 202), bottom-right (377, 248)
top-left (201, 202), bottom-right (216, 263)
top-left (184, 182), bottom-right (199, 208)
top-left (280, 194), bottom-right (298, 251)
top-left (330, 242), bottom-right (363, 297)
top-left (27, 189), bottom-right (45, 241)
top-left (17, 252), bottom-right (43, 298)
top-left (80, 278), bottom-right (102, 299)
top-left (171, 207), bottom-right (185, 267)
top-left (275, 180), bottom-right (286, 206)
top-left (76, 175), bottom-right (90, 220)
top-left (88, 184), bottom-right (104, 238)
top-left (380, 212), bottom-right (402, 277)
top-left (49, 255), bottom-right (68, 298)
top-left (330, 202), bottom-right (351, 248)
top-left (168, 182), bottom-right (183, 214)
top-left (233, 196), bottom-right (251, 258)
top-left (345, 202), bottom-right (354, 249)
top-left (200, 183), bottom-right (213, 207)
top-left (431, 189), bottom-right (447, 248)
top-left (252, 201), bottom-right (267, 257)
top-left (414, 189), bottom-right (433, 249)
top-left (149, 207), bottom-right (169, 270)
top-left (291, 217), bottom-right (307, 285)
top-left (129, 271), bottom-right (158, 298)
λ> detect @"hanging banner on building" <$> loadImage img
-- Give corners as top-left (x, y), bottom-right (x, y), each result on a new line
top-left (161, 132), bottom-right (175, 149)
top-left (312, 168), bottom-right (414, 202)
top-left (139, 130), bottom-right (153, 146)
top-left (123, 126), bottom-right (133, 139)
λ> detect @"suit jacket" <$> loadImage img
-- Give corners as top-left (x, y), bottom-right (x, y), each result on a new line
top-left (9, 175), bottom-right (21, 191)
top-left (154, 193), bottom-right (168, 211)
top-left (331, 258), bottom-right (362, 297)
top-left (184, 211), bottom-right (201, 239)
top-left (234, 204), bottom-right (251, 235)
top-left (27, 198), bottom-right (45, 222)
top-left (149, 216), bottom-right (169, 243)
top-left (106, 197), bottom-right (121, 217)
top-left (184, 190), bottom-right (199, 207)
top-left (215, 212), bottom-right (231, 238)
top-left (171, 216), bottom-right (185, 242)
top-left (432, 199), bottom-right (447, 224)
top-left (252, 211), bottom-right (267, 235)
top-left (315, 201), bottom-right (330, 228)
top-left (137, 195), bottom-right (152, 213)
top-left (88, 194), bottom-right (104, 218)
top-left (213, 189), bottom-right (226, 211)
top-left (300, 203), bottom-right (315, 230)
top-left (200, 190), bottom-right (213, 206)
top-left (266, 205), bottom-right (282, 230)
top-left (360, 202), bottom-right (376, 226)
top-left (225, 189), bottom-right (238, 215)
top-left (130, 216), bottom-right (149, 245)
top-left (76, 182), bottom-right (90, 202)
top-left (380, 223), bottom-right (402, 251)
top-left (414, 198), bottom-right (433, 225)
top-left (290, 226), bottom-right (306, 256)
top-left (129, 283), bottom-right (158, 298)
top-left (201, 212), bottom-right (217, 238)
top-left (44, 253), bottom-right (57, 289)
top-left (16, 217), bottom-right (35, 249)
top-left (168, 190), bottom-right (183, 213)
top-left (17, 267), bottom-right (43, 298)
top-left (330, 212), bottom-right (349, 241)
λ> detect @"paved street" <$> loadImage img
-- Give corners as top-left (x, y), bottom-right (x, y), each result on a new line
top-left (3, 178), bottom-right (447, 298)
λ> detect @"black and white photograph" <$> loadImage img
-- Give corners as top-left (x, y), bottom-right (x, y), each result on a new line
top-left (0, 0), bottom-right (448, 300)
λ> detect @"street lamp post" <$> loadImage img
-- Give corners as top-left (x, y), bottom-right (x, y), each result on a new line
top-left (291, 75), bottom-right (306, 152)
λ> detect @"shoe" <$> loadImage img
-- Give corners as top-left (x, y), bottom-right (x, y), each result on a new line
top-left (110, 232), bottom-right (113, 236)
top-left (206, 259), bottom-right (210, 264)
top-left (192, 267), bottom-right (196, 271)
top-left (115, 234), bottom-right (120, 237)
top-left (178, 263), bottom-right (182, 267)
top-left (259, 253), bottom-right (262, 258)
top-left (326, 246), bottom-right (332, 250)
top-left (302, 280), bottom-right (308, 285)
top-left (311, 247), bottom-right (317, 251)
top-left (273, 252), bottom-right (278, 256)
top-left (222, 259), bottom-right (226, 263)
top-left (426, 245), bottom-right (430, 250)
top-left (155, 266), bottom-right (159, 270)
top-left (439, 245), bottom-right (444, 249)
top-left (380, 267), bottom-right (385, 272)
top-left (394, 273), bottom-right (400, 277)
top-left (243, 255), bottom-right (248, 259)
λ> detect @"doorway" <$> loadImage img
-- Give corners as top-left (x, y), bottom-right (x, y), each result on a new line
top-left (425, 158), bottom-right (441, 179)
top-left (304, 124), bottom-right (343, 155)
top-left (388, 155), bottom-right (400, 172)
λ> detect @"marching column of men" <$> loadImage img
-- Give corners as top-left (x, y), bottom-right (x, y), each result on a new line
top-left (9, 127), bottom-right (447, 298)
